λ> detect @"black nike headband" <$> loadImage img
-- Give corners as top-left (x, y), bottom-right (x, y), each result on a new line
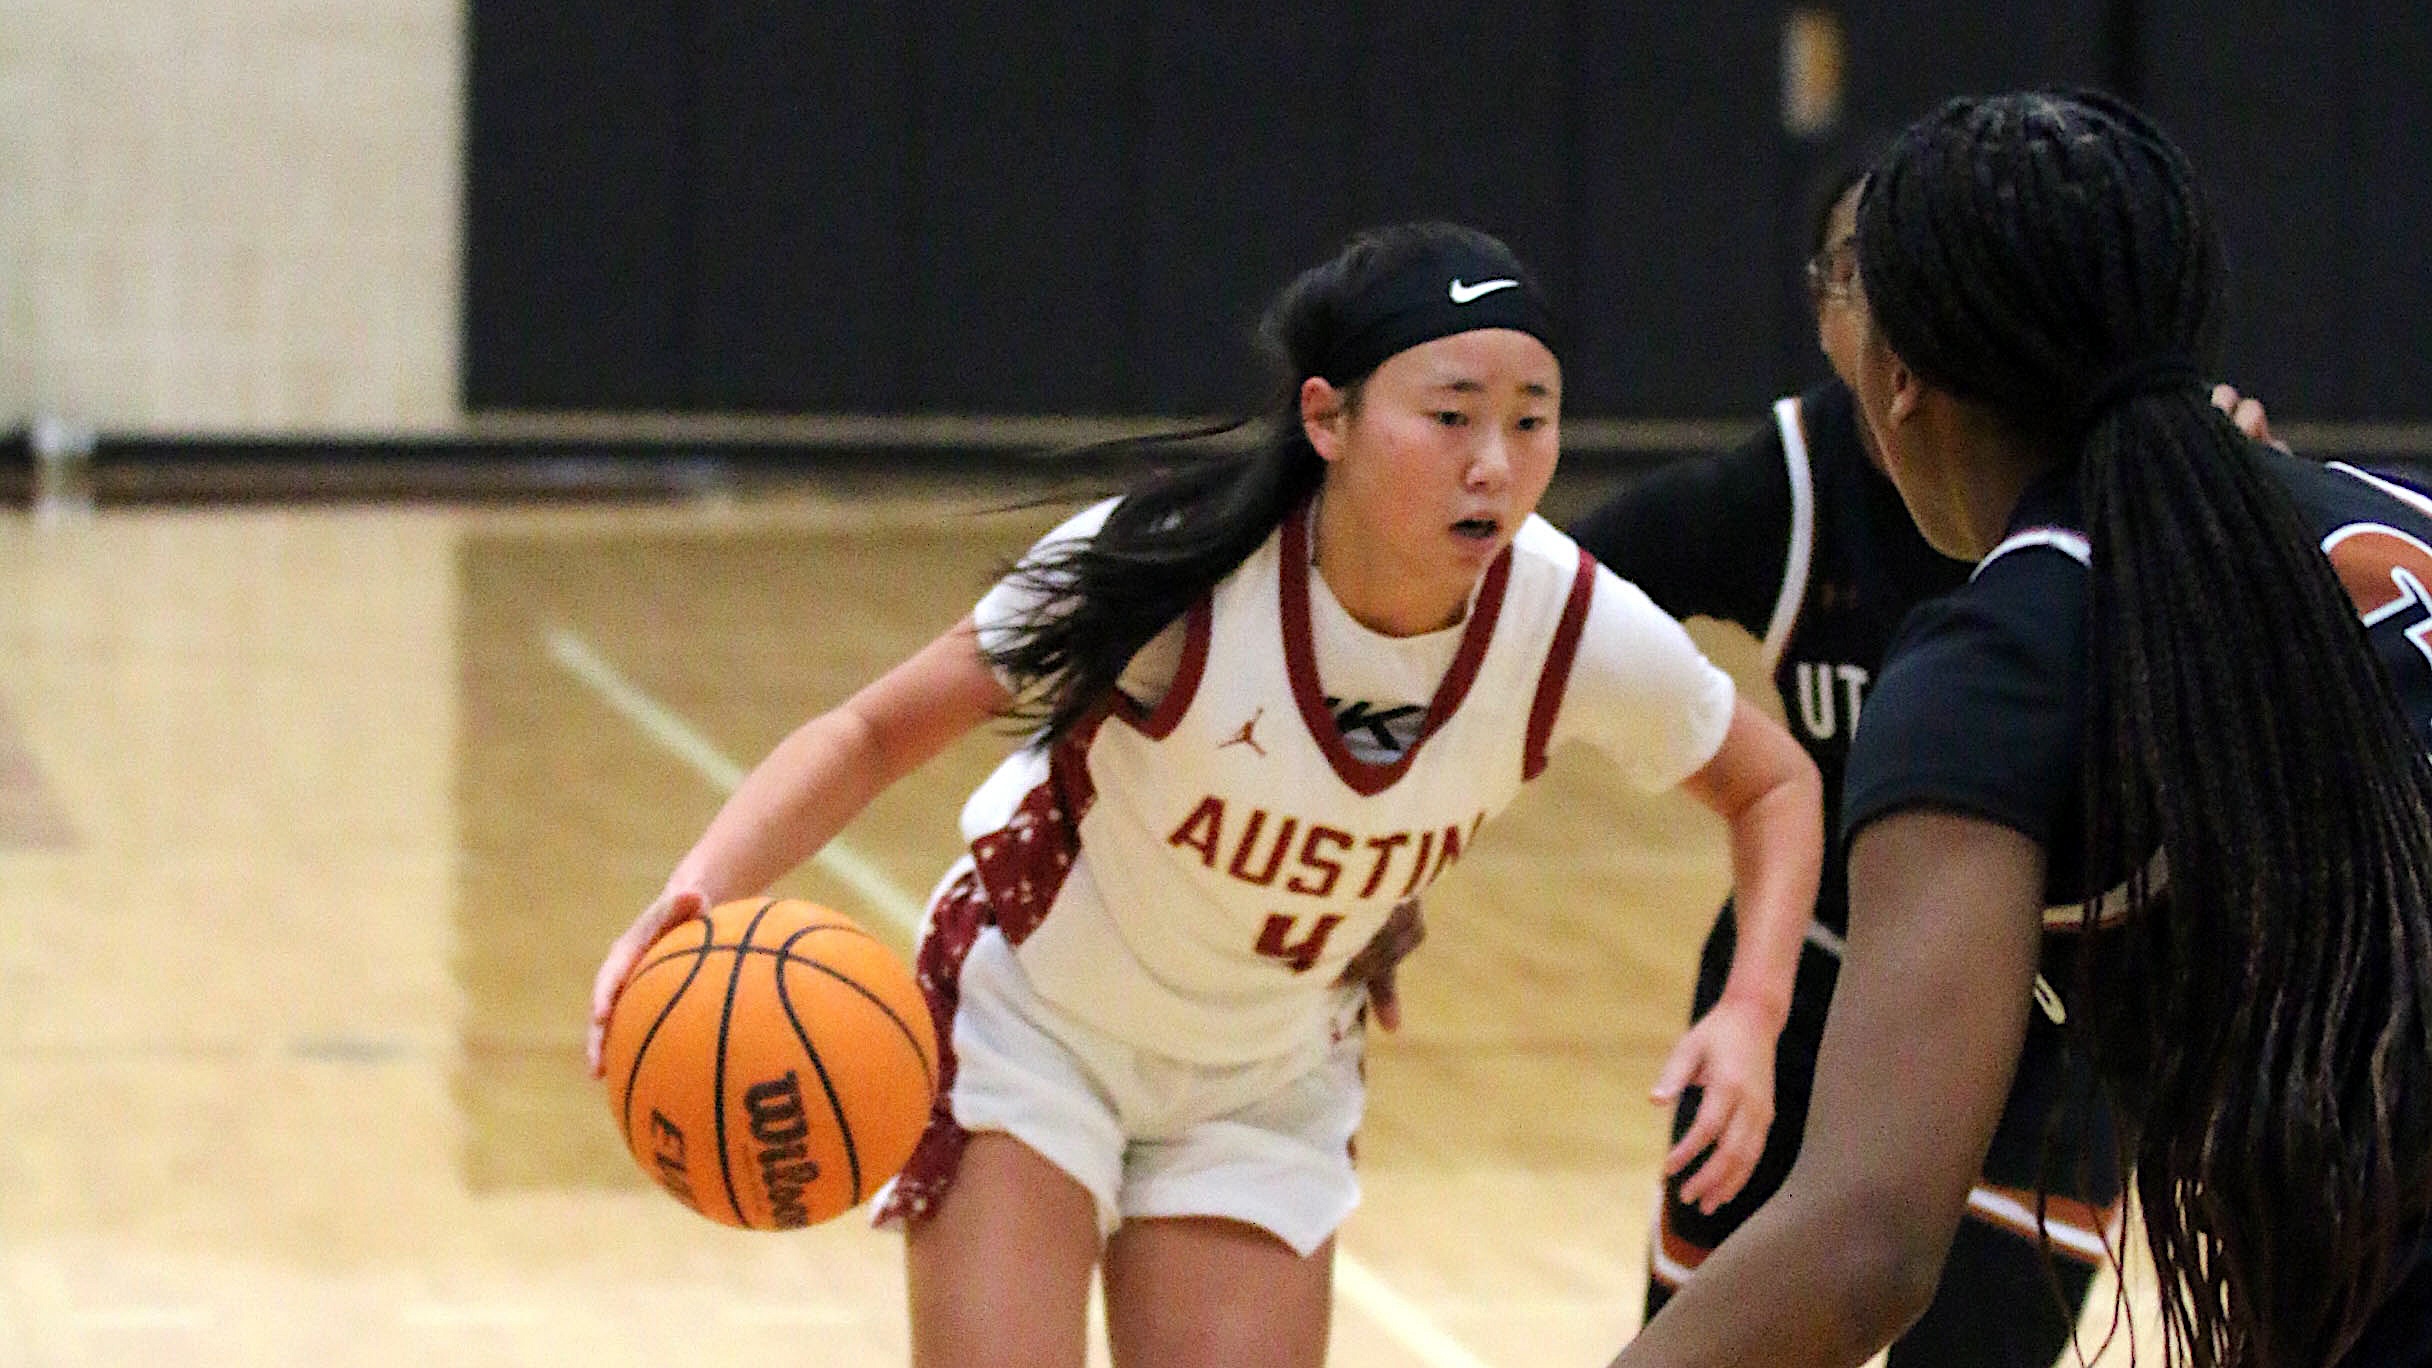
top-left (1315, 245), bottom-right (1561, 384)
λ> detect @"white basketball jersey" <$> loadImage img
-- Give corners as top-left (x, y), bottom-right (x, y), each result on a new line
top-left (958, 501), bottom-right (1733, 1066)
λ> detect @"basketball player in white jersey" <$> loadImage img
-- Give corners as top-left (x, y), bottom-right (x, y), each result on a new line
top-left (588, 221), bottom-right (1824, 1368)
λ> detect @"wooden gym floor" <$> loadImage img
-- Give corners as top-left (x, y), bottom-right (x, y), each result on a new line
top-left (0, 465), bottom-right (2160, 1366)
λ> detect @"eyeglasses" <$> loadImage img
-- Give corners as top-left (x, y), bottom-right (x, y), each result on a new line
top-left (1804, 236), bottom-right (1859, 307)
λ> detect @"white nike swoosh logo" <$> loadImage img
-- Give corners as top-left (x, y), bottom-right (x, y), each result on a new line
top-left (1447, 277), bottom-right (1519, 304)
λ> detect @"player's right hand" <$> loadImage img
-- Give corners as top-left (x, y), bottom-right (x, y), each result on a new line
top-left (1650, 997), bottom-right (1778, 1214)
top-left (587, 888), bottom-right (707, 1077)
top-left (1334, 898), bottom-right (1426, 1032)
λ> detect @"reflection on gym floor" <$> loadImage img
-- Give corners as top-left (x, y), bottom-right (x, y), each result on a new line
top-left (0, 477), bottom-right (2154, 1366)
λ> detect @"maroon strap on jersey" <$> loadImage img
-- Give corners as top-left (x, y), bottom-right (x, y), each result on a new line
top-left (1113, 599), bottom-right (1211, 740)
top-left (1522, 547), bottom-right (1598, 780)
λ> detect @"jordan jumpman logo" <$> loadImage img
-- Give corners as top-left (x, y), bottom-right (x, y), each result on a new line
top-left (1218, 707), bottom-right (1267, 757)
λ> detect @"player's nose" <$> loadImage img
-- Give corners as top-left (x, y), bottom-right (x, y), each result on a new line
top-left (1464, 432), bottom-right (1513, 492)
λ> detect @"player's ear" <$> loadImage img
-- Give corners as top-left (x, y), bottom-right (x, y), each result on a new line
top-left (1301, 376), bottom-right (1348, 462)
top-left (1884, 352), bottom-right (1924, 428)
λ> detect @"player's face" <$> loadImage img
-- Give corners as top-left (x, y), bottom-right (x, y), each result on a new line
top-left (1845, 282), bottom-right (1980, 561)
top-left (1810, 183), bottom-right (1869, 437)
top-left (1305, 327), bottom-right (1561, 629)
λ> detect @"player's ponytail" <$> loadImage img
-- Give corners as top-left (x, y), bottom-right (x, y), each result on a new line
top-left (987, 220), bottom-right (1552, 744)
top-left (1859, 90), bottom-right (2432, 1368)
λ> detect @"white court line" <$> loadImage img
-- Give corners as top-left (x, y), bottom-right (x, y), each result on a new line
top-left (543, 627), bottom-right (923, 934)
top-left (543, 624), bottom-right (1494, 1368)
top-left (1333, 1257), bottom-right (1497, 1368)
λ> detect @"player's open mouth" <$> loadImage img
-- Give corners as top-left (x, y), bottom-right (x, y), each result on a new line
top-left (1452, 516), bottom-right (1500, 540)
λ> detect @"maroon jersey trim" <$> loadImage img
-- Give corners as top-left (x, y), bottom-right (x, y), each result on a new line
top-left (1523, 547), bottom-right (1597, 780)
top-left (1278, 505), bottom-right (1511, 797)
top-left (870, 866), bottom-right (991, 1230)
top-left (1115, 599), bottom-right (1211, 740)
top-left (968, 707), bottom-right (1108, 947)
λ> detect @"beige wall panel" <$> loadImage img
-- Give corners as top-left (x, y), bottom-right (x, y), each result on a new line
top-left (1, 1), bottom-right (460, 431)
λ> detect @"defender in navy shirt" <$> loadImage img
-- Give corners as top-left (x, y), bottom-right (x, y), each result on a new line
top-left (1616, 90), bottom-right (2432, 1368)
top-left (1576, 173), bottom-right (2116, 1367)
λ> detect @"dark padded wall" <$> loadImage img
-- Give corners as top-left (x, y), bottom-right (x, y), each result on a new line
top-left (1131, 4), bottom-right (1361, 415)
top-left (689, 7), bottom-right (916, 410)
top-left (2142, 1), bottom-right (2432, 419)
top-left (2347, 12), bottom-right (2432, 422)
top-left (465, 0), bottom-right (1775, 417)
top-left (464, 0), bottom-right (694, 408)
top-left (465, 2), bottom-right (2432, 421)
top-left (907, 5), bottom-right (1143, 412)
top-left (1570, 6), bottom-right (1781, 415)
top-left (1837, 0), bottom-right (2106, 128)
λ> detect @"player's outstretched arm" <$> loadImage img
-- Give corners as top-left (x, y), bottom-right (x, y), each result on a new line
top-left (1609, 809), bottom-right (2044, 1366)
top-left (586, 615), bottom-right (1011, 1074)
top-left (1657, 698), bottom-right (1824, 1212)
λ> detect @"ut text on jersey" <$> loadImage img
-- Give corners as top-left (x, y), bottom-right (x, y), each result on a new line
top-left (1794, 661), bottom-right (1871, 742)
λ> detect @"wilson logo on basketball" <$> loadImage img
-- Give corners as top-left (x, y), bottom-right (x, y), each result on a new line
top-left (646, 1108), bottom-right (702, 1212)
top-left (743, 1072), bottom-right (823, 1229)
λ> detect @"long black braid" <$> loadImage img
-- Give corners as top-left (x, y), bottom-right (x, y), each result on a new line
top-left (1858, 91), bottom-right (2432, 1368)
top-left (986, 221), bottom-right (1548, 744)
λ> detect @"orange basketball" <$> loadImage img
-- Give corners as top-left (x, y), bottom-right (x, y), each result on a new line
top-left (600, 897), bottom-right (939, 1230)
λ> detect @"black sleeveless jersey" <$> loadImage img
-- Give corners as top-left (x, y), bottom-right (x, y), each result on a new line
top-left (1571, 380), bottom-right (1970, 935)
top-left (1841, 451), bottom-right (2432, 1212)
top-left (1846, 450), bottom-right (2432, 908)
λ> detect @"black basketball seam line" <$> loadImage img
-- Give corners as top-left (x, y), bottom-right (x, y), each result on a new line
top-left (713, 897), bottom-right (782, 1226)
top-left (631, 923), bottom-right (884, 978)
top-left (619, 917), bottom-right (716, 1160)
top-left (775, 927), bottom-right (864, 1203)
top-left (620, 954), bottom-right (716, 991)
top-left (634, 936), bottom-right (935, 1106)
top-left (783, 952), bottom-right (940, 1097)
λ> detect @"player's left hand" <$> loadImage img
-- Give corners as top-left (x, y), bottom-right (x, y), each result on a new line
top-left (1650, 998), bottom-right (1779, 1213)
top-left (2213, 382), bottom-right (2293, 453)
top-left (1334, 898), bottom-right (1426, 1032)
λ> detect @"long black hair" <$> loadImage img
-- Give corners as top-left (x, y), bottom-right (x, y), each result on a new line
top-left (1858, 90), bottom-right (2432, 1368)
top-left (986, 220), bottom-right (1551, 744)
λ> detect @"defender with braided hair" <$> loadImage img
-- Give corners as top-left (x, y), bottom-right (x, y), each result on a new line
top-left (1574, 146), bottom-right (2129, 1367)
top-left (1611, 91), bottom-right (2432, 1368)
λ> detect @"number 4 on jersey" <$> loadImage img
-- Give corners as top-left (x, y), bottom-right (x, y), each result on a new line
top-left (1255, 912), bottom-right (1344, 973)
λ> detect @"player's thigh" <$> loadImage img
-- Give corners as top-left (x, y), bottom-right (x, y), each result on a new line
top-left (1102, 1216), bottom-right (1332, 1368)
top-left (906, 1131), bottom-right (1103, 1368)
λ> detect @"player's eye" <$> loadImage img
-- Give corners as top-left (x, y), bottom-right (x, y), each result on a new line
top-left (1434, 410), bottom-right (1469, 427)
